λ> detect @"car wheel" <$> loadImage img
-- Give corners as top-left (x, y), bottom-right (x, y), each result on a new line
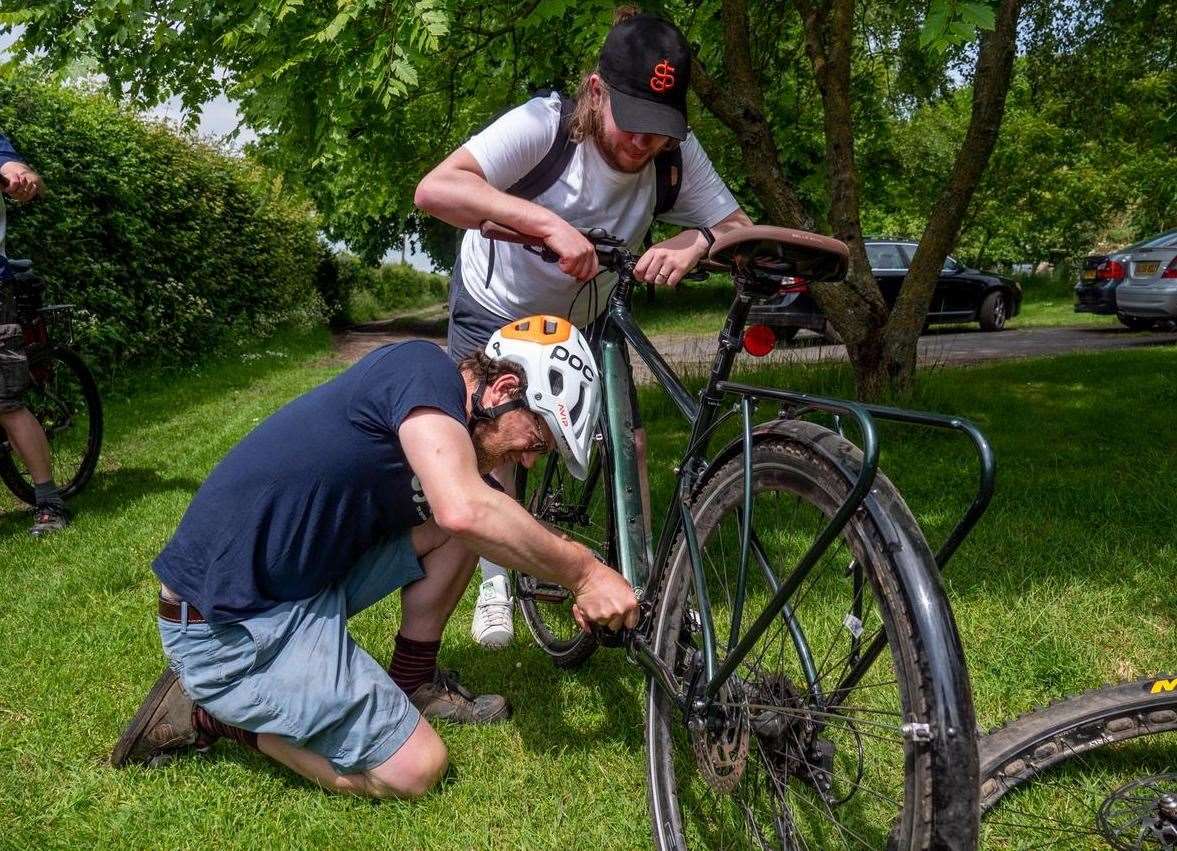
top-left (979, 291), bottom-right (1008, 331)
top-left (773, 326), bottom-right (799, 346)
top-left (821, 320), bottom-right (843, 344)
top-left (1117, 313), bottom-right (1155, 331)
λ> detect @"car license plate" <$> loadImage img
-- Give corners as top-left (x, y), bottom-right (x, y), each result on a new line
top-left (1136, 261), bottom-right (1160, 275)
top-left (1082, 270), bottom-right (1096, 281)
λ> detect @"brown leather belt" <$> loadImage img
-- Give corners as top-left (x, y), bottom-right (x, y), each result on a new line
top-left (158, 596), bottom-right (207, 624)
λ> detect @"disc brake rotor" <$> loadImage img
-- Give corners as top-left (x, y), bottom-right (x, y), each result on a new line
top-left (689, 679), bottom-right (751, 794)
top-left (1098, 774), bottom-right (1177, 850)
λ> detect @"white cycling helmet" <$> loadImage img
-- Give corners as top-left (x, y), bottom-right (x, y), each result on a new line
top-left (483, 315), bottom-right (601, 480)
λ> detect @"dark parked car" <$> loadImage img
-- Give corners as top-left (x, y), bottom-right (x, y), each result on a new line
top-left (1074, 229), bottom-right (1177, 327)
top-left (749, 239), bottom-right (1023, 342)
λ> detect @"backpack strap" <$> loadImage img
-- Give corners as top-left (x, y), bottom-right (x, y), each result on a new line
top-left (653, 144), bottom-right (683, 218)
top-left (506, 93), bottom-right (576, 200)
top-left (484, 93), bottom-right (576, 289)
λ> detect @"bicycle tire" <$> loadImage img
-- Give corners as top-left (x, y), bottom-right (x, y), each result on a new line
top-left (0, 345), bottom-right (103, 506)
top-left (979, 676), bottom-right (1177, 847)
top-left (645, 422), bottom-right (978, 850)
top-left (514, 447), bottom-right (613, 669)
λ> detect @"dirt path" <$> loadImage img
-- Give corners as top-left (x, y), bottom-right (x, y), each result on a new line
top-left (333, 318), bottom-right (1177, 380)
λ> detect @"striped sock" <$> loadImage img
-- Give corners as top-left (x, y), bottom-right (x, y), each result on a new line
top-left (192, 705), bottom-right (258, 751)
top-left (387, 632), bottom-right (441, 695)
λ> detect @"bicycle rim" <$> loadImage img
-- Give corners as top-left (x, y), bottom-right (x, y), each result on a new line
top-left (515, 446), bottom-right (612, 668)
top-left (0, 346), bottom-right (102, 509)
top-left (645, 426), bottom-right (975, 849)
top-left (980, 677), bottom-right (1177, 848)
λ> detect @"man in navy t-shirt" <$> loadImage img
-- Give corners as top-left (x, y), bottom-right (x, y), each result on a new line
top-left (112, 326), bottom-right (636, 799)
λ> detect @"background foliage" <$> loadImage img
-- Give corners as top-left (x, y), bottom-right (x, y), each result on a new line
top-left (0, 71), bottom-right (326, 376)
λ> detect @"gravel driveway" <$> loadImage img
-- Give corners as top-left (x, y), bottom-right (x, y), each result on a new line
top-left (334, 320), bottom-right (1176, 382)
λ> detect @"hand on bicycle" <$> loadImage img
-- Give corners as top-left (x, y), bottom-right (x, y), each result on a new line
top-left (634, 229), bottom-right (709, 288)
top-left (569, 557), bottom-right (639, 633)
top-left (539, 217), bottom-right (599, 282)
top-left (0, 163), bottom-right (42, 203)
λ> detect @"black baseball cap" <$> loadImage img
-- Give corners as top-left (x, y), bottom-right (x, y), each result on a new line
top-left (598, 14), bottom-right (691, 141)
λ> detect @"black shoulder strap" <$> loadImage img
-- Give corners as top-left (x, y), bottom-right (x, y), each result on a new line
top-left (653, 145), bottom-right (683, 218)
top-left (506, 92), bottom-right (576, 200)
top-left (485, 93), bottom-right (576, 289)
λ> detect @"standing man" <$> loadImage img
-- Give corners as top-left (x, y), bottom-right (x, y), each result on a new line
top-left (113, 322), bottom-right (637, 798)
top-left (414, 10), bottom-right (753, 647)
top-left (0, 133), bottom-right (68, 537)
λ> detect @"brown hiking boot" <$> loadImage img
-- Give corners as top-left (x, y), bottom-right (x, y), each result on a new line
top-left (111, 667), bottom-right (200, 767)
top-left (408, 669), bottom-right (510, 724)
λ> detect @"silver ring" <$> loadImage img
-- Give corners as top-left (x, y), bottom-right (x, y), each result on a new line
top-left (656, 271), bottom-right (669, 279)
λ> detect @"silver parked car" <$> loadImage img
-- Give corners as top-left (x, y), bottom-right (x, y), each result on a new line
top-left (1112, 228), bottom-right (1177, 329)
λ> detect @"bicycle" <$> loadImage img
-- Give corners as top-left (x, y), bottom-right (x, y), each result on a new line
top-left (977, 676), bottom-right (1177, 848)
top-left (486, 221), bottom-right (996, 848)
top-left (0, 256), bottom-right (103, 510)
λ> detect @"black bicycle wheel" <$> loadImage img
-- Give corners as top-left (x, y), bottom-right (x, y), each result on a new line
top-left (645, 421), bottom-right (978, 850)
top-left (514, 445), bottom-right (614, 669)
top-left (0, 345), bottom-right (103, 508)
top-left (980, 677), bottom-right (1177, 848)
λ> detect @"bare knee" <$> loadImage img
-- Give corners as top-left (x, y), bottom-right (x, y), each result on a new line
top-left (363, 721), bottom-right (448, 799)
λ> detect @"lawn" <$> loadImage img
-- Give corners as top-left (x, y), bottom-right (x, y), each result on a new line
top-left (2, 331), bottom-right (1175, 848)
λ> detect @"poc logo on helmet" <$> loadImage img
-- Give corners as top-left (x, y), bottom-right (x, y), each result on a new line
top-left (551, 345), bottom-right (595, 382)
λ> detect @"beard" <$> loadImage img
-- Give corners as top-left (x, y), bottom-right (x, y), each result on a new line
top-left (592, 121), bottom-right (657, 174)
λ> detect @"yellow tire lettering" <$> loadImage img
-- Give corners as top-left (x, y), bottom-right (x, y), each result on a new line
top-left (1150, 678), bottom-right (1177, 694)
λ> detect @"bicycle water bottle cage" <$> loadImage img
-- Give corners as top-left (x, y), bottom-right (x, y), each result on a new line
top-left (704, 225), bottom-right (849, 296)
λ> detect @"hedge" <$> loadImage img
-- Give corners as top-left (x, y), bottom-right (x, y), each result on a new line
top-left (329, 254), bottom-right (448, 325)
top-left (0, 71), bottom-right (325, 376)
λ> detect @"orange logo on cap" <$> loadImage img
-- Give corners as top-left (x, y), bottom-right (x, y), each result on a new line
top-left (650, 59), bottom-right (676, 93)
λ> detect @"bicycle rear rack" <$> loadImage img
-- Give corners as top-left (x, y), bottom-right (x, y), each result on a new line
top-left (698, 380), bottom-right (996, 698)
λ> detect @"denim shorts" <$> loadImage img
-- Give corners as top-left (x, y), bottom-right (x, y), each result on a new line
top-left (158, 533), bottom-right (425, 774)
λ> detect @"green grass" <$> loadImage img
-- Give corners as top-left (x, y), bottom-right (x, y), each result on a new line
top-left (2, 332), bottom-right (1176, 848)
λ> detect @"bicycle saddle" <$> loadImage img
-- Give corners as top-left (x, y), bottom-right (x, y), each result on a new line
top-left (705, 225), bottom-right (848, 284)
top-left (4, 259), bottom-right (33, 273)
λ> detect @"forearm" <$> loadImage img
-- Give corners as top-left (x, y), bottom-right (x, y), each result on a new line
top-left (445, 485), bottom-right (595, 591)
top-left (415, 166), bottom-right (559, 236)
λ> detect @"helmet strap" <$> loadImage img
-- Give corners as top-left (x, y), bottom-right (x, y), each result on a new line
top-left (469, 379), bottom-right (529, 426)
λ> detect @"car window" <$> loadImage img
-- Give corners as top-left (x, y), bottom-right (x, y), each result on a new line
top-left (942, 255), bottom-right (961, 273)
top-left (866, 243), bottom-right (908, 270)
top-left (1128, 229), bottom-right (1177, 251)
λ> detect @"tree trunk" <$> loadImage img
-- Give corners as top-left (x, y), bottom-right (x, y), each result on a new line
top-left (797, 0), bottom-right (891, 397)
top-left (690, 0), bottom-right (813, 230)
top-left (882, 0), bottom-right (1024, 387)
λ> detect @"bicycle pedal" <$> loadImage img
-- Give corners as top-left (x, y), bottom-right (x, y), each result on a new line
top-left (530, 582), bottom-right (571, 604)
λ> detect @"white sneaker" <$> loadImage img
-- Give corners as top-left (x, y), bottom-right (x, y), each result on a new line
top-left (472, 575), bottom-right (514, 649)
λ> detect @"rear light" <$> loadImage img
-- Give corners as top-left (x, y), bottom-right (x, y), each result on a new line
top-left (779, 276), bottom-right (808, 294)
top-left (1096, 259), bottom-right (1126, 281)
top-left (1163, 257), bottom-right (1177, 279)
top-left (743, 324), bottom-right (776, 357)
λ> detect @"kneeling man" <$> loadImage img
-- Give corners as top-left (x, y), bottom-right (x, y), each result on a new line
top-left (112, 317), bottom-right (634, 798)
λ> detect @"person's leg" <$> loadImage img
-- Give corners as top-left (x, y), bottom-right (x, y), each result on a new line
top-left (258, 717), bottom-right (447, 799)
top-left (0, 407), bottom-right (52, 483)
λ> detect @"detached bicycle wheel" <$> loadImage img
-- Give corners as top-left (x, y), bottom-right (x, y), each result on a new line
top-left (0, 345), bottom-right (103, 508)
top-left (514, 447), bottom-right (613, 669)
top-left (980, 677), bottom-right (1177, 848)
top-left (645, 421), bottom-right (977, 849)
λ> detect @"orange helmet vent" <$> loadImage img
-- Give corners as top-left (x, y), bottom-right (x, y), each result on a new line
top-left (499, 315), bottom-right (574, 345)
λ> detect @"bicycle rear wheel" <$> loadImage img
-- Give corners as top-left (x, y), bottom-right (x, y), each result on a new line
top-left (645, 421), bottom-right (977, 849)
top-left (514, 447), bottom-right (613, 669)
top-left (0, 345), bottom-right (103, 508)
top-left (980, 677), bottom-right (1177, 848)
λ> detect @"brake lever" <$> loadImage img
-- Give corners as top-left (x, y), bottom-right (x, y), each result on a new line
top-left (523, 243), bottom-right (560, 264)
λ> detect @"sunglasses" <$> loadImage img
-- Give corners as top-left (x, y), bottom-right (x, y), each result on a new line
top-left (525, 410), bottom-right (554, 454)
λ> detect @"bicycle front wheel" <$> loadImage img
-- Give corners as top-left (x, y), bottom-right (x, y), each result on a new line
top-left (980, 677), bottom-right (1177, 848)
top-left (0, 345), bottom-right (103, 508)
top-left (645, 421), bottom-right (977, 849)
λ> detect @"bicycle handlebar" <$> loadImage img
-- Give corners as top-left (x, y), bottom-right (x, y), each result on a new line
top-left (478, 220), bottom-right (709, 281)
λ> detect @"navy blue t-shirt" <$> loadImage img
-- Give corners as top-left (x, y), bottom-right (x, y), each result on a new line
top-left (153, 341), bottom-right (467, 623)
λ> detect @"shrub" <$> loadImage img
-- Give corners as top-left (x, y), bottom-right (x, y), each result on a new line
top-left (0, 70), bottom-right (325, 376)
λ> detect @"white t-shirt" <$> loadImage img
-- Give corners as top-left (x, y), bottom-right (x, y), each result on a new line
top-left (460, 93), bottom-right (739, 326)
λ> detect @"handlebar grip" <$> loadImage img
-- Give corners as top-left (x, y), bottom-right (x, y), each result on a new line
top-left (480, 220), bottom-right (559, 263)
